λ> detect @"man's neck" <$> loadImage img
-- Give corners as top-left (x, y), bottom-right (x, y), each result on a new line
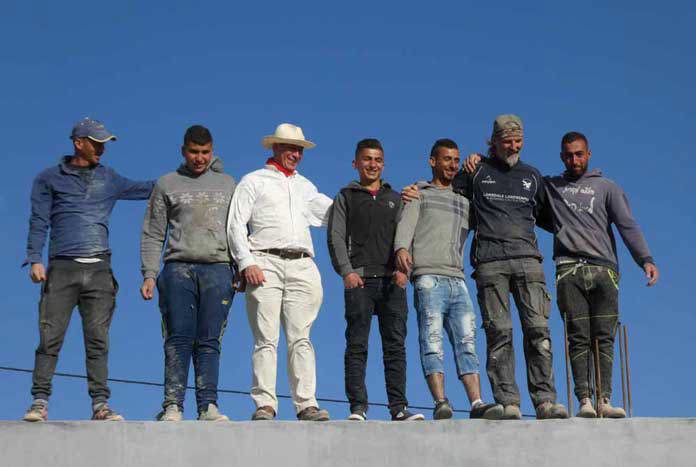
top-left (430, 177), bottom-right (452, 188)
top-left (359, 179), bottom-right (381, 192)
top-left (69, 155), bottom-right (93, 168)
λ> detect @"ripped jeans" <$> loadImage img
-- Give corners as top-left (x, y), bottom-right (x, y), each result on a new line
top-left (157, 262), bottom-right (234, 413)
top-left (474, 258), bottom-right (557, 407)
top-left (414, 275), bottom-right (479, 378)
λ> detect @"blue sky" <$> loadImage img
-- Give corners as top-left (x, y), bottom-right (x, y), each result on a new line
top-left (1, 1), bottom-right (694, 420)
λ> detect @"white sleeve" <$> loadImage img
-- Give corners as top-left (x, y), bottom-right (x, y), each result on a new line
top-left (226, 177), bottom-right (258, 271)
top-left (304, 180), bottom-right (333, 228)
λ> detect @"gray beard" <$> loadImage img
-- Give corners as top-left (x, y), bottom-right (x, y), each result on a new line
top-left (497, 152), bottom-right (520, 167)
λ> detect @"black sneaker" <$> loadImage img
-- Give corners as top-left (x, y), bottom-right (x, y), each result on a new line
top-left (433, 399), bottom-right (453, 420)
top-left (391, 407), bottom-right (425, 421)
top-left (470, 402), bottom-right (504, 420)
top-left (347, 410), bottom-right (367, 421)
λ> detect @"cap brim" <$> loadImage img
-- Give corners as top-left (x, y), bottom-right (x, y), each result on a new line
top-left (262, 136), bottom-right (315, 150)
top-left (87, 134), bottom-right (117, 143)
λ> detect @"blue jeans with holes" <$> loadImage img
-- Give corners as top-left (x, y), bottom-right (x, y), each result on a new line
top-left (414, 274), bottom-right (479, 378)
top-left (157, 262), bottom-right (234, 413)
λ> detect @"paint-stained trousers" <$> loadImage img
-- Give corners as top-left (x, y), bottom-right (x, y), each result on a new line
top-left (556, 262), bottom-right (619, 402)
top-left (246, 253), bottom-right (323, 414)
top-left (474, 258), bottom-right (558, 407)
top-left (157, 262), bottom-right (234, 413)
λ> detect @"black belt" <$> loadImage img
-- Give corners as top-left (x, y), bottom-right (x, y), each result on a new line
top-left (258, 249), bottom-right (310, 260)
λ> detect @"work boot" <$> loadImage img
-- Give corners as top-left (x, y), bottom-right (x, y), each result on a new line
top-left (502, 404), bottom-right (522, 420)
top-left (535, 401), bottom-right (569, 419)
top-left (251, 406), bottom-right (276, 421)
top-left (297, 406), bottom-right (330, 421)
top-left (598, 398), bottom-right (626, 419)
top-left (23, 400), bottom-right (48, 422)
top-left (576, 398), bottom-right (597, 418)
top-left (157, 404), bottom-right (183, 421)
top-left (433, 399), bottom-right (453, 420)
top-left (91, 403), bottom-right (124, 421)
top-left (470, 402), bottom-right (504, 420)
top-left (198, 403), bottom-right (229, 421)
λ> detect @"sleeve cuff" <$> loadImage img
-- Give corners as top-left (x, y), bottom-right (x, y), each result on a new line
top-left (640, 257), bottom-right (655, 267)
top-left (339, 265), bottom-right (355, 277)
top-left (237, 256), bottom-right (258, 272)
top-left (142, 270), bottom-right (158, 280)
top-left (22, 254), bottom-right (42, 267)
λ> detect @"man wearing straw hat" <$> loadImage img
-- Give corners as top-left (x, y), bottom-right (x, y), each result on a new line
top-left (227, 123), bottom-right (333, 421)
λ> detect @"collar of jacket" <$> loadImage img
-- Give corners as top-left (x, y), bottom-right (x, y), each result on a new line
top-left (59, 155), bottom-right (101, 175)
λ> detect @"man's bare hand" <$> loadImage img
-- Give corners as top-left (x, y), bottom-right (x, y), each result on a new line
top-left (243, 265), bottom-right (266, 286)
top-left (140, 278), bottom-right (155, 300)
top-left (401, 184), bottom-right (420, 203)
top-left (30, 263), bottom-right (46, 283)
top-left (393, 271), bottom-right (408, 289)
top-left (395, 249), bottom-right (413, 274)
top-left (644, 263), bottom-right (659, 287)
top-left (464, 153), bottom-right (484, 173)
top-left (343, 272), bottom-right (364, 289)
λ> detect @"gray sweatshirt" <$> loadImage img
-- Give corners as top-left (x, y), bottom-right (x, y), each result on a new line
top-left (140, 157), bottom-right (237, 279)
top-left (394, 181), bottom-right (470, 279)
top-left (544, 168), bottom-right (654, 271)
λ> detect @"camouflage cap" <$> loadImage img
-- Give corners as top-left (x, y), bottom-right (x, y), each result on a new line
top-left (492, 114), bottom-right (523, 140)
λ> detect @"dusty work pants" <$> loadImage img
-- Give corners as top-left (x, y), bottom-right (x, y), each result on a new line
top-left (245, 252), bottom-right (323, 414)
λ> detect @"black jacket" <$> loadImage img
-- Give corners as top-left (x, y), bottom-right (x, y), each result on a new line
top-left (453, 157), bottom-right (550, 267)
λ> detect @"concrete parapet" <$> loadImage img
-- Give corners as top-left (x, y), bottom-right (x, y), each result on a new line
top-left (1, 418), bottom-right (694, 467)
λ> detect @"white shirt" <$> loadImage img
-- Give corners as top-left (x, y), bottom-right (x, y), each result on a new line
top-left (227, 164), bottom-right (333, 271)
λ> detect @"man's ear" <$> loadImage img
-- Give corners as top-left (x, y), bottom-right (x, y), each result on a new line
top-left (181, 145), bottom-right (186, 158)
top-left (587, 149), bottom-right (592, 161)
top-left (429, 156), bottom-right (436, 169)
top-left (351, 158), bottom-right (357, 170)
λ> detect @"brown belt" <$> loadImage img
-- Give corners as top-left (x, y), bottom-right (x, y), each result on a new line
top-left (257, 249), bottom-right (310, 260)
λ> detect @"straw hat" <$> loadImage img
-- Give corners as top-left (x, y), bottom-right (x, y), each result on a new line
top-left (261, 123), bottom-right (316, 149)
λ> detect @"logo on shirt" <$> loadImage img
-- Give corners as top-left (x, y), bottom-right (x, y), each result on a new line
top-left (388, 201), bottom-right (395, 209)
top-left (522, 178), bottom-right (532, 191)
top-left (482, 175), bottom-right (496, 184)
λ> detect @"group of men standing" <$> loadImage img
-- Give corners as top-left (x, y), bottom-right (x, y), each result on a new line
top-left (21, 115), bottom-right (657, 422)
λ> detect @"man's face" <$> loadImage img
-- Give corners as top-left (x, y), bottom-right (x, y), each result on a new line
top-left (272, 143), bottom-right (304, 172)
top-left (429, 147), bottom-right (460, 182)
top-left (352, 148), bottom-right (384, 185)
top-left (73, 138), bottom-right (105, 166)
top-left (561, 139), bottom-right (591, 177)
top-left (182, 141), bottom-right (213, 175)
top-left (494, 135), bottom-right (524, 166)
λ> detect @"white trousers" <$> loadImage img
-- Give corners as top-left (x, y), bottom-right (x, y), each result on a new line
top-left (245, 253), bottom-right (323, 413)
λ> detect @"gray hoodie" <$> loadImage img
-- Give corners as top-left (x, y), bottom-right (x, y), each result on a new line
top-left (544, 168), bottom-right (654, 271)
top-left (394, 181), bottom-right (470, 279)
top-left (140, 157), bottom-right (237, 279)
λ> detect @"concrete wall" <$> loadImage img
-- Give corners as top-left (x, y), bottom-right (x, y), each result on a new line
top-left (2, 418), bottom-right (694, 467)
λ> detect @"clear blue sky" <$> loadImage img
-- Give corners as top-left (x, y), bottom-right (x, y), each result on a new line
top-left (1, 1), bottom-right (693, 420)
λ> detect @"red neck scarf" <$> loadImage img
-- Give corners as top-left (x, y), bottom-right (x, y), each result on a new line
top-left (266, 158), bottom-right (294, 177)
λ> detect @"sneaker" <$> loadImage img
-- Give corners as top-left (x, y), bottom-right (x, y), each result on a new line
top-left (198, 403), bottom-right (229, 422)
top-left (502, 404), bottom-right (522, 420)
top-left (91, 403), bottom-right (124, 421)
top-left (156, 404), bottom-right (183, 422)
top-left (598, 398), bottom-right (626, 419)
top-left (251, 406), bottom-right (276, 421)
top-left (347, 410), bottom-right (367, 421)
top-left (470, 402), bottom-right (504, 420)
top-left (535, 401), bottom-right (569, 420)
top-left (576, 398), bottom-right (597, 418)
top-left (433, 399), bottom-right (453, 420)
top-left (297, 406), bottom-right (330, 421)
top-left (391, 407), bottom-right (425, 421)
top-left (23, 400), bottom-right (48, 422)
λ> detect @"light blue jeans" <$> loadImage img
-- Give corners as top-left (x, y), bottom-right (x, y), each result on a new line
top-left (414, 274), bottom-right (479, 377)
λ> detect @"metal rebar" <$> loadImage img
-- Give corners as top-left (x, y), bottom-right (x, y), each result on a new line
top-left (563, 314), bottom-right (574, 415)
top-left (618, 323), bottom-right (627, 413)
top-left (593, 338), bottom-right (602, 417)
top-left (623, 325), bottom-right (633, 417)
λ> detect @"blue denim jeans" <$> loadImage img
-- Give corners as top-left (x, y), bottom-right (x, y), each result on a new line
top-left (414, 274), bottom-right (479, 377)
top-left (157, 262), bottom-right (234, 413)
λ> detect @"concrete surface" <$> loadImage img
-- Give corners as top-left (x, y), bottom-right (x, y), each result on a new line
top-left (1, 418), bottom-right (694, 467)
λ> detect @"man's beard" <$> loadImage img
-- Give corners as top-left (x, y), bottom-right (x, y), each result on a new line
top-left (498, 152), bottom-right (520, 167)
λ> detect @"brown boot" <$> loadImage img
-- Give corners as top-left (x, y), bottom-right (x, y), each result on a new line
top-left (598, 398), bottom-right (626, 418)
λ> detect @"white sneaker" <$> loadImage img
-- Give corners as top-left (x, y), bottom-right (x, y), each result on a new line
top-left (157, 404), bottom-right (183, 422)
top-left (198, 403), bottom-right (229, 421)
top-left (347, 410), bottom-right (367, 421)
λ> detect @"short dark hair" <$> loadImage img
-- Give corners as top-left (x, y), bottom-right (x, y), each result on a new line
top-left (561, 131), bottom-right (588, 149)
top-left (183, 125), bottom-right (213, 146)
top-left (430, 138), bottom-right (458, 158)
top-left (355, 138), bottom-right (384, 158)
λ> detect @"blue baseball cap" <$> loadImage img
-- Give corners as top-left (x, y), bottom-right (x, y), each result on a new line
top-left (70, 117), bottom-right (117, 142)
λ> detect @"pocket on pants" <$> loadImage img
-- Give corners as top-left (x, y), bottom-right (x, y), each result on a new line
top-left (520, 271), bottom-right (551, 326)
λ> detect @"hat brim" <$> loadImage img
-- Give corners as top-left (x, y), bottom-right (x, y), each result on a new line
top-left (262, 136), bottom-right (315, 150)
top-left (87, 135), bottom-right (117, 143)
